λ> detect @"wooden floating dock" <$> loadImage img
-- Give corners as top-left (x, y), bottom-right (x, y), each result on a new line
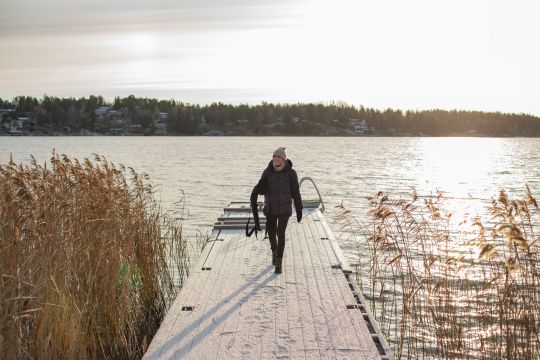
top-left (144, 202), bottom-right (392, 359)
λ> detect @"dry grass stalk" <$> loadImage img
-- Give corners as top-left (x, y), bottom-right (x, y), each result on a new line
top-left (0, 152), bottom-right (189, 359)
top-left (335, 187), bottom-right (540, 359)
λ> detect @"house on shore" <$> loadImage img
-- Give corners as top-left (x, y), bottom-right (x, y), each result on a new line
top-left (349, 119), bottom-right (370, 135)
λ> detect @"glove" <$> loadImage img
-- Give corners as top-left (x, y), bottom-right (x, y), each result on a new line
top-left (296, 211), bottom-right (302, 223)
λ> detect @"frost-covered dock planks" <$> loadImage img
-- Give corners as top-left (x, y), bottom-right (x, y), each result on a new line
top-left (144, 203), bottom-right (392, 360)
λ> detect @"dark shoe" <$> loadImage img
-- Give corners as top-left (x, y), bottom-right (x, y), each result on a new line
top-left (275, 257), bottom-right (282, 274)
top-left (272, 250), bottom-right (277, 266)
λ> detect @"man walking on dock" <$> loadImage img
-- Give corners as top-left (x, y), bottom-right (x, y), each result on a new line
top-left (253, 147), bottom-right (303, 274)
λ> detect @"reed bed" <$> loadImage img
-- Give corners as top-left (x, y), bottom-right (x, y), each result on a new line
top-left (0, 153), bottom-right (189, 359)
top-left (336, 187), bottom-right (540, 359)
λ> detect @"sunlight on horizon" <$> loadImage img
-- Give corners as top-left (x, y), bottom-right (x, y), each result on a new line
top-left (105, 32), bottom-right (157, 56)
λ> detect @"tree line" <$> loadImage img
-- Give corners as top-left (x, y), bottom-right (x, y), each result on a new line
top-left (1, 95), bottom-right (539, 136)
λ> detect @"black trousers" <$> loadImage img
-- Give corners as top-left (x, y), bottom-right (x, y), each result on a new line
top-left (266, 214), bottom-right (290, 258)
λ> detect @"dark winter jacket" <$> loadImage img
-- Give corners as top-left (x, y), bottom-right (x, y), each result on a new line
top-left (251, 159), bottom-right (303, 217)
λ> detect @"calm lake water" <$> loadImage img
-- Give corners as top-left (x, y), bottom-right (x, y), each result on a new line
top-left (2, 136), bottom-right (540, 265)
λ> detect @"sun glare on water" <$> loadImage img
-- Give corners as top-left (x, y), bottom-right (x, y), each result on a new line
top-left (417, 138), bottom-right (502, 195)
top-left (413, 137), bottom-right (508, 237)
top-left (414, 137), bottom-right (507, 206)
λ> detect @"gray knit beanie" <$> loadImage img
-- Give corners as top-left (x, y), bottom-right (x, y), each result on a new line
top-left (273, 147), bottom-right (287, 160)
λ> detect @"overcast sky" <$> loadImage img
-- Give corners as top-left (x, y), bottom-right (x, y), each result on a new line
top-left (1, 0), bottom-right (539, 115)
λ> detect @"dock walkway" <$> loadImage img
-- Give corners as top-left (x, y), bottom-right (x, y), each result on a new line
top-left (144, 202), bottom-right (392, 359)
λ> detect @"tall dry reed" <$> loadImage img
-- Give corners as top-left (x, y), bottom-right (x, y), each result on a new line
top-left (336, 187), bottom-right (540, 359)
top-left (0, 153), bottom-right (189, 359)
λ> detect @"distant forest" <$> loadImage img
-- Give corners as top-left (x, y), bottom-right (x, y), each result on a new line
top-left (1, 95), bottom-right (540, 136)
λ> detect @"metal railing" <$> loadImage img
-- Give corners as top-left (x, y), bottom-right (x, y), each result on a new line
top-left (299, 177), bottom-right (325, 213)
